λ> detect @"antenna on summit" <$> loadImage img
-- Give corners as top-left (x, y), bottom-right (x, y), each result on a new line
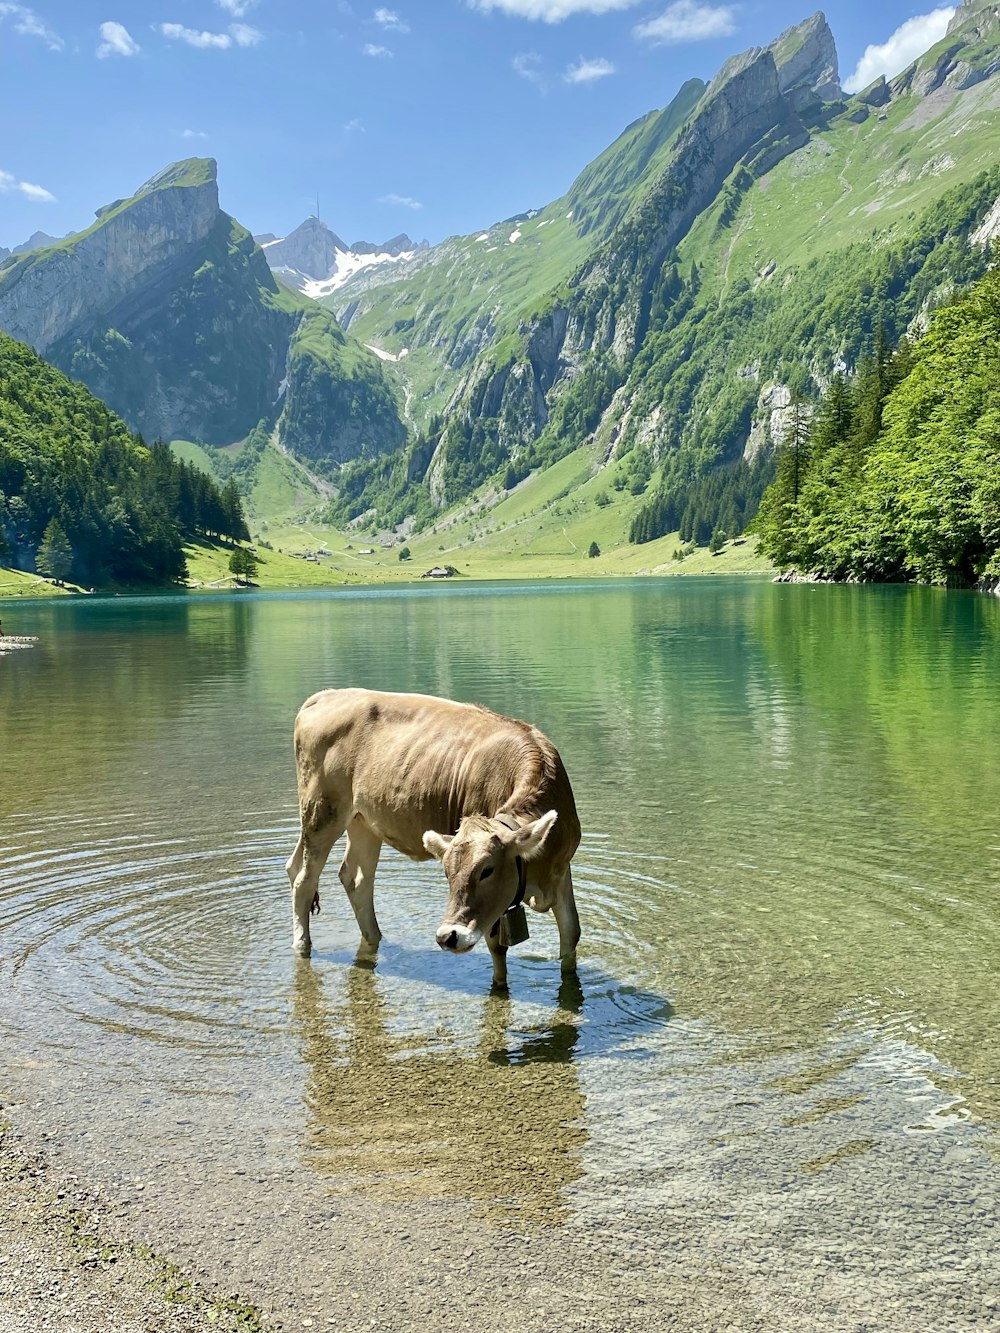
top-left (315, 192), bottom-right (320, 223)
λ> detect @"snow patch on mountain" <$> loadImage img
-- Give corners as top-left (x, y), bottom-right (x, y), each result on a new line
top-left (258, 216), bottom-right (427, 296)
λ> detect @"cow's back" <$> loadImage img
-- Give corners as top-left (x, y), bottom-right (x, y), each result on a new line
top-left (293, 688), bottom-right (580, 870)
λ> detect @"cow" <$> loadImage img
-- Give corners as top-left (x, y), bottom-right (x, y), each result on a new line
top-left (286, 688), bottom-right (581, 986)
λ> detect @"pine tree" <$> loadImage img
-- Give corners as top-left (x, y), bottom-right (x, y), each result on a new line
top-left (36, 517), bottom-right (74, 581)
top-left (220, 478), bottom-right (250, 543)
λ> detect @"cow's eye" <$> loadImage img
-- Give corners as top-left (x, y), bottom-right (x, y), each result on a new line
top-left (479, 865), bottom-right (494, 880)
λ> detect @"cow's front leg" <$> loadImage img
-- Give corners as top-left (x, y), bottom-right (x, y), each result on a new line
top-left (338, 816), bottom-right (383, 952)
top-left (551, 866), bottom-right (580, 974)
top-left (487, 934), bottom-right (509, 990)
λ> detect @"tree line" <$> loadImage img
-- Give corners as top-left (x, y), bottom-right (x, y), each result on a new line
top-left (752, 261), bottom-right (1000, 585)
top-left (0, 331), bottom-right (248, 586)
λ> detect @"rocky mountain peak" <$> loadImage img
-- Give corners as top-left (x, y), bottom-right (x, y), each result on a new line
top-left (769, 11), bottom-right (842, 102)
top-left (349, 232), bottom-right (427, 257)
top-left (259, 217), bottom-right (348, 282)
top-left (12, 230), bottom-right (62, 256)
top-left (948, 2), bottom-right (1000, 37)
top-left (137, 157), bottom-right (219, 198)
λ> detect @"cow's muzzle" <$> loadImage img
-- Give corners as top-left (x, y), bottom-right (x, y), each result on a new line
top-left (436, 923), bottom-right (480, 953)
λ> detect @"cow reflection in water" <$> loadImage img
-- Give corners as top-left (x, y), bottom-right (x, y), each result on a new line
top-left (291, 961), bottom-right (587, 1225)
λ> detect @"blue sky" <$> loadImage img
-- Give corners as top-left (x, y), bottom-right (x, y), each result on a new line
top-left (0, 2), bottom-right (961, 250)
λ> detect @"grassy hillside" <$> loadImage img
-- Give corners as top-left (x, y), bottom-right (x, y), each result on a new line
top-left (324, 9), bottom-right (1000, 550)
top-left (329, 79), bottom-right (705, 430)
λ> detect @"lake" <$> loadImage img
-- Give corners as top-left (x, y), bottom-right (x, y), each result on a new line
top-left (1, 577), bottom-right (999, 1331)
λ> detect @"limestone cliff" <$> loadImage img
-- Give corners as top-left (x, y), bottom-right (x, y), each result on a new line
top-left (437, 39), bottom-right (813, 479)
top-left (0, 159), bottom-right (405, 461)
top-left (769, 11), bottom-right (842, 102)
top-left (0, 160), bottom-right (220, 356)
top-left (948, 2), bottom-right (1000, 37)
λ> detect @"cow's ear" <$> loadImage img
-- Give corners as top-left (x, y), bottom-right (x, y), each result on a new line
top-left (514, 809), bottom-right (558, 861)
top-left (423, 829), bottom-right (454, 860)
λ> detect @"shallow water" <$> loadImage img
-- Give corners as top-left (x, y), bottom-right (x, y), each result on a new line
top-left (1, 578), bottom-right (999, 1328)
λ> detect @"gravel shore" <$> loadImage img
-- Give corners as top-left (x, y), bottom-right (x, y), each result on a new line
top-left (0, 1121), bottom-right (261, 1333)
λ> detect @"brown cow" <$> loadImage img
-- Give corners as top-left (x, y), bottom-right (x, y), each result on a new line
top-left (286, 688), bottom-right (581, 985)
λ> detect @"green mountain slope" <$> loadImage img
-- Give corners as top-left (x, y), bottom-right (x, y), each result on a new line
top-left (0, 330), bottom-right (242, 585)
top-left (0, 159), bottom-right (405, 467)
top-left (330, 77), bottom-right (705, 429)
top-left (330, 7), bottom-right (1000, 543)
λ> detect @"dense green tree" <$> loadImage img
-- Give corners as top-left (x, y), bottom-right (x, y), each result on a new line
top-left (588, 541), bottom-right (600, 558)
top-left (219, 478), bottom-right (250, 543)
top-left (754, 261), bottom-right (1000, 584)
top-left (229, 546), bottom-right (260, 585)
top-left (0, 331), bottom-right (237, 586)
top-left (36, 518), bottom-right (74, 580)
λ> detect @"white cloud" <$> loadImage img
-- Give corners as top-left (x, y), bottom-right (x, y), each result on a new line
top-left (633, 1), bottom-right (737, 44)
top-left (181, 128), bottom-right (209, 139)
top-left (96, 21), bottom-right (139, 58)
top-left (344, 117), bottom-right (365, 133)
top-left (159, 23), bottom-right (231, 48)
top-left (230, 22), bottom-right (262, 45)
top-left (0, 3), bottom-right (63, 50)
top-left (565, 55), bottom-right (615, 83)
top-left (158, 21), bottom-right (262, 49)
top-left (468, 0), bottom-right (639, 21)
top-left (513, 50), bottom-right (546, 89)
top-left (0, 169), bottom-right (56, 202)
top-left (374, 7), bottom-right (408, 32)
top-left (379, 192), bottom-right (422, 209)
top-left (843, 8), bottom-right (956, 94)
top-left (18, 180), bottom-right (56, 201)
top-left (363, 41), bottom-right (392, 55)
top-left (216, 0), bottom-right (257, 14)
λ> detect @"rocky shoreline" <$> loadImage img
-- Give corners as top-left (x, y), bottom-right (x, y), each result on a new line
top-left (0, 1119), bottom-right (262, 1333)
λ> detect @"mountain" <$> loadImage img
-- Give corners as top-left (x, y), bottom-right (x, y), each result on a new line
top-left (329, 75), bottom-right (705, 433)
top-left (0, 329), bottom-right (242, 585)
top-left (0, 159), bottom-right (405, 465)
top-left (323, 8), bottom-right (1000, 539)
top-left (257, 216), bottom-right (427, 298)
top-left (11, 230), bottom-right (64, 255)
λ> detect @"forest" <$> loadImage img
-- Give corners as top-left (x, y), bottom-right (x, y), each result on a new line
top-left (752, 259), bottom-right (1000, 585)
top-left (0, 331), bottom-right (247, 586)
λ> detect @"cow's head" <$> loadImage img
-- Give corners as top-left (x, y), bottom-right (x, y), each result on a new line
top-left (423, 811), bottom-right (558, 953)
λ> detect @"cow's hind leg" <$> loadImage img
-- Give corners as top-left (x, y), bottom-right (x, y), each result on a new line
top-left (287, 795), bottom-right (345, 957)
top-left (551, 866), bottom-right (581, 974)
top-left (338, 815), bottom-right (384, 952)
